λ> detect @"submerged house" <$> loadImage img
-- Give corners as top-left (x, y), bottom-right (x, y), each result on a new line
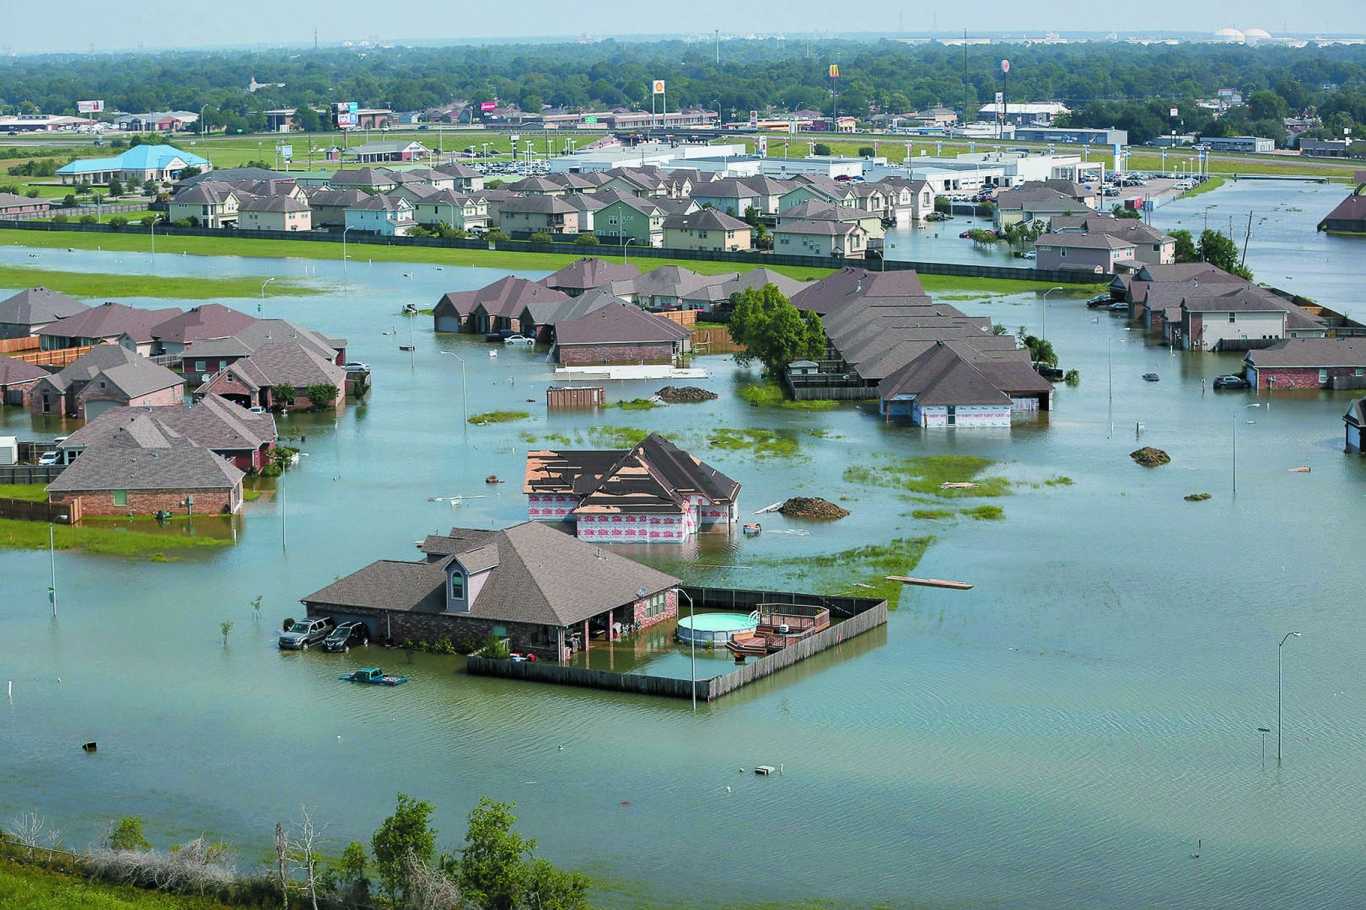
top-left (433, 277), bottom-right (570, 334)
top-left (28, 345), bottom-right (185, 420)
top-left (878, 341), bottom-right (1053, 428)
top-left (552, 302), bottom-right (691, 365)
top-left (1346, 399), bottom-right (1366, 453)
top-left (300, 521), bottom-right (681, 661)
top-left (523, 433), bottom-right (740, 542)
top-left (45, 431), bottom-right (245, 516)
top-left (55, 394), bottom-right (277, 471)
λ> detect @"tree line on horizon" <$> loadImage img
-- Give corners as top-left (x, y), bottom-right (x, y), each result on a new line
top-left (1, 40), bottom-right (1366, 144)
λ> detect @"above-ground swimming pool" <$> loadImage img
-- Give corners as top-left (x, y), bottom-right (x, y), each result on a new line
top-left (676, 611), bottom-right (758, 645)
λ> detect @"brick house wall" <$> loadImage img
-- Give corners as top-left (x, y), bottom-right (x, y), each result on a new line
top-left (49, 485), bottom-right (239, 516)
top-left (77, 381), bottom-right (183, 419)
top-left (302, 604), bottom-right (565, 660)
top-left (632, 588), bottom-right (678, 630)
top-left (1247, 364), bottom-right (1366, 391)
top-left (558, 341), bottom-right (675, 365)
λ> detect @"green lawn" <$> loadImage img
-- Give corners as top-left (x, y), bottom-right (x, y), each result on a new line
top-left (1178, 175), bottom-right (1226, 199)
top-left (467, 409), bottom-right (530, 425)
top-left (0, 263), bottom-right (314, 299)
top-left (0, 516), bottom-right (233, 559)
top-left (0, 859), bottom-right (235, 910)
top-left (0, 483), bottom-right (48, 502)
top-left (737, 380), bottom-right (839, 411)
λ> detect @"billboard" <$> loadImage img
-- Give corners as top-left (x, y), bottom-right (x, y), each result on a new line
top-left (77, 100), bottom-right (104, 113)
top-left (827, 64), bottom-right (840, 79)
top-left (336, 101), bottom-right (358, 128)
top-left (757, 135), bottom-right (768, 156)
top-left (652, 80), bottom-right (666, 95)
top-left (480, 101), bottom-right (496, 112)
top-left (277, 145), bottom-right (293, 162)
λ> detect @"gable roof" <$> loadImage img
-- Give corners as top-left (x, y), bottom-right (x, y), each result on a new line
top-left (151, 304), bottom-right (257, 345)
top-left (791, 267), bottom-right (929, 315)
top-left (1245, 338), bottom-right (1366, 368)
top-left (87, 359), bottom-right (184, 399)
top-left (59, 394), bottom-right (275, 453)
top-left (203, 341), bottom-right (345, 392)
top-left (41, 344), bottom-right (142, 391)
top-left (539, 257), bottom-right (641, 293)
top-left (879, 342), bottom-right (1013, 406)
top-left (437, 276), bottom-right (569, 320)
top-left (1035, 232), bottom-right (1138, 251)
top-left (553, 302), bottom-right (690, 346)
top-left (664, 208), bottom-right (750, 232)
top-left (522, 288), bottom-right (624, 327)
top-left (0, 354), bottom-right (49, 386)
top-left (0, 288), bottom-right (87, 327)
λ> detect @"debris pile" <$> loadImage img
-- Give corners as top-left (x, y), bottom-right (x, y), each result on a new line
top-left (778, 497), bottom-right (850, 520)
top-left (655, 386), bottom-right (718, 403)
top-left (1184, 492), bottom-right (1212, 502)
top-left (1130, 447), bottom-right (1171, 468)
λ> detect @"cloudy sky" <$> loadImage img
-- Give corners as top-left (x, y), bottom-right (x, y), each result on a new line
top-left (5, 0), bottom-right (1363, 54)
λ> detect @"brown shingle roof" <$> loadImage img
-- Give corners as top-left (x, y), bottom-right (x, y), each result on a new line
top-left (553, 302), bottom-right (689, 346)
top-left (46, 445), bottom-right (244, 494)
top-left (0, 288), bottom-right (88, 327)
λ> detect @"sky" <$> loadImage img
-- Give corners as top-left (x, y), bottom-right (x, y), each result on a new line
top-left (4, 0), bottom-right (1364, 55)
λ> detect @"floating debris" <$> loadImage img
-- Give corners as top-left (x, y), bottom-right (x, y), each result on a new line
top-left (778, 497), bottom-right (850, 520)
top-left (1130, 447), bottom-right (1171, 468)
top-left (1184, 492), bottom-right (1213, 502)
top-left (655, 385), bottom-right (718, 403)
top-left (1288, 466), bottom-right (1311, 473)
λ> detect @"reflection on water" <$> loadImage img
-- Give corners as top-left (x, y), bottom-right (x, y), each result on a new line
top-left (2, 220), bottom-right (1366, 908)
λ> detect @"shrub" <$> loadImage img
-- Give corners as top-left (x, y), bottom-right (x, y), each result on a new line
top-left (269, 385), bottom-right (296, 410)
top-left (79, 214), bottom-right (96, 224)
top-left (107, 178), bottom-right (124, 196)
top-left (528, 230), bottom-right (553, 243)
top-left (62, 193), bottom-right (77, 208)
top-left (140, 215), bottom-right (157, 228)
top-left (51, 214), bottom-right (67, 223)
top-left (813, 142), bottom-right (832, 155)
top-left (482, 634), bottom-right (510, 658)
top-left (858, 145), bottom-right (875, 157)
top-left (304, 383), bottom-right (338, 410)
top-left (107, 216), bottom-right (128, 229)
top-left (106, 816), bottom-right (151, 851)
top-left (574, 232), bottom-right (599, 245)
top-left (1063, 369), bottom-right (1080, 385)
top-left (484, 228), bottom-right (507, 244)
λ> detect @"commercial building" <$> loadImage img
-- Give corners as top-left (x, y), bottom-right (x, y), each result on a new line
top-left (1014, 126), bottom-right (1128, 146)
top-left (56, 144), bottom-right (211, 185)
top-left (976, 102), bottom-right (1070, 127)
top-left (1200, 136), bottom-right (1276, 153)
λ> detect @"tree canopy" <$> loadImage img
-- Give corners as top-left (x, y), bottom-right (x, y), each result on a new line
top-left (727, 283), bottom-right (826, 377)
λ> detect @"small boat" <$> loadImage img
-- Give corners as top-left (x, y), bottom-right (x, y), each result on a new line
top-left (485, 474), bottom-right (503, 484)
top-left (339, 667), bottom-right (409, 686)
top-left (1142, 372), bottom-right (1160, 382)
top-left (399, 344), bottom-right (415, 352)
top-left (743, 522), bottom-right (762, 537)
top-left (402, 303), bottom-right (418, 315)
top-left (488, 350), bottom-right (498, 359)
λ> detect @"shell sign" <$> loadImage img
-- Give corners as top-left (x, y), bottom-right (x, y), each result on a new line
top-left (652, 80), bottom-right (666, 95)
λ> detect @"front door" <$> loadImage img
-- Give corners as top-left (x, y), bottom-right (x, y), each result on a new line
top-left (946, 405), bottom-right (957, 427)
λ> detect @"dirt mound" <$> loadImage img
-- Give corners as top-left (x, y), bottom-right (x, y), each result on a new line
top-left (656, 385), bottom-right (718, 403)
top-left (778, 497), bottom-right (850, 520)
top-left (1130, 447), bottom-right (1171, 468)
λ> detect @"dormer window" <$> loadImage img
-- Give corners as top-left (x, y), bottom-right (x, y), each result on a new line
top-left (450, 573), bottom-right (464, 599)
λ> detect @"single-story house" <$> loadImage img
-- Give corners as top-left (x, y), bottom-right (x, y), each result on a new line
top-left (877, 341), bottom-right (1053, 428)
top-left (57, 144), bottom-right (211, 186)
top-left (46, 439), bottom-right (245, 516)
top-left (518, 288), bottom-right (621, 342)
top-left (29, 345), bottom-right (185, 420)
top-left (0, 288), bottom-right (88, 339)
top-left (300, 521), bottom-right (681, 661)
top-left (180, 318), bottom-right (347, 376)
top-left (629, 266), bottom-right (732, 311)
top-left (0, 354), bottom-right (49, 407)
top-left (56, 394), bottom-right (277, 472)
top-left (1033, 232), bottom-right (1138, 273)
top-left (149, 304), bottom-right (258, 357)
top-left (662, 209), bottom-right (752, 252)
top-left (195, 341), bottom-right (346, 411)
top-left (39, 301), bottom-right (181, 354)
top-left (524, 432), bottom-right (740, 542)
top-left (238, 195), bottom-right (312, 232)
top-left (553, 302), bottom-right (691, 365)
top-left (1245, 338), bottom-right (1366, 391)
top-left (0, 191), bottom-right (52, 219)
top-left (434, 277), bottom-right (570, 334)
top-left (1317, 188), bottom-right (1366, 234)
top-left (773, 219), bottom-right (868, 259)
top-left (538, 258), bottom-right (640, 298)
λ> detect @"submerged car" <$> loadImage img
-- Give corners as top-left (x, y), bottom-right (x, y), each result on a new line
top-left (322, 620), bottom-right (370, 653)
top-left (1213, 374), bottom-right (1250, 390)
top-left (279, 617), bottom-right (334, 650)
top-left (1086, 293), bottom-right (1113, 308)
top-left (339, 667), bottom-right (408, 686)
top-left (502, 334), bottom-right (535, 346)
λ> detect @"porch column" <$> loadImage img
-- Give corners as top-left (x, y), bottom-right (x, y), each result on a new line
top-left (583, 619), bottom-right (589, 654)
top-left (608, 607), bottom-right (615, 640)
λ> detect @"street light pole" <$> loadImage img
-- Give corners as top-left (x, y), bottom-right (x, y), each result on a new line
top-left (342, 225), bottom-right (353, 269)
top-left (149, 218), bottom-right (157, 257)
top-left (1234, 402), bottom-right (1261, 495)
top-left (260, 277), bottom-right (275, 314)
top-left (676, 588), bottom-right (696, 712)
top-left (1040, 286), bottom-right (1064, 342)
top-left (1278, 631), bottom-right (1301, 764)
top-left (622, 235), bottom-right (635, 265)
top-left (48, 522), bottom-right (58, 617)
top-left (440, 351), bottom-right (469, 442)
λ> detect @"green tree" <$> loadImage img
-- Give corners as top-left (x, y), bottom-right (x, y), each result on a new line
top-left (813, 142), bottom-right (832, 156)
top-left (1197, 229), bottom-right (1253, 279)
top-left (1170, 228), bottom-right (1198, 262)
top-left (458, 798), bottom-right (530, 909)
top-left (371, 793), bottom-right (437, 904)
top-left (106, 816), bottom-right (151, 851)
top-left (857, 146), bottom-right (875, 157)
top-left (1019, 333), bottom-right (1058, 367)
top-left (727, 284), bottom-right (825, 377)
top-left (522, 858), bottom-right (591, 910)
top-left (107, 178), bottom-right (124, 196)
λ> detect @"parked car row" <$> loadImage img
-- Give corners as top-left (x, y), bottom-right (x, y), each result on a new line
top-left (278, 617), bottom-right (371, 652)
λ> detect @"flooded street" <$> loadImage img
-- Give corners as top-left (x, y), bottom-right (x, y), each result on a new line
top-left (3, 201), bottom-right (1366, 909)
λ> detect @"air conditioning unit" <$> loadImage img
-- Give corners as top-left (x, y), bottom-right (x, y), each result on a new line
top-left (777, 624), bottom-right (790, 634)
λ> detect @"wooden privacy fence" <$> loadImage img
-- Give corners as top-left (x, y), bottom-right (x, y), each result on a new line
top-left (12, 345), bottom-right (94, 367)
top-left (690, 326), bottom-right (746, 355)
top-left (0, 336), bottom-right (40, 354)
top-left (0, 464), bottom-right (64, 484)
top-left (465, 656), bottom-right (707, 701)
top-left (546, 385), bottom-right (605, 410)
top-left (0, 496), bottom-right (78, 524)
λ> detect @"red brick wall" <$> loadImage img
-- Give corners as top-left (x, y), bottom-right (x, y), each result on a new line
top-left (559, 342), bottom-right (674, 365)
top-left (1251, 366), bottom-right (1359, 390)
top-left (633, 588), bottom-right (679, 631)
top-left (76, 381), bottom-right (183, 418)
top-left (49, 486), bottom-right (239, 516)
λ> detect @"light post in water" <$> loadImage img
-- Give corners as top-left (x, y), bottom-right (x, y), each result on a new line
top-left (1278, 631), bottom-right (1301, 764)
top-left (676, 587), bottom-right (697, 712)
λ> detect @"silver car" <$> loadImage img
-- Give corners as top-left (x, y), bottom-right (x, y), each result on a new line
top-left (278, 617), bottom-right (334, 650)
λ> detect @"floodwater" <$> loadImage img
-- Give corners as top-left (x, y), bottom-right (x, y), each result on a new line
top-left (3, 206), bottom-right (1366, 908)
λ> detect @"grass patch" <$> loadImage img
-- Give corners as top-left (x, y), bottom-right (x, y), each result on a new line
top-left (759, 537), bottom-right (934, 609)
top-left (586, 425), bottom-right (650, 448)
top-left (0, 264), bottom-right (313, 300)
top-left (610, 398), bottom-right (660, 411)
top-left (844, 455), bottom-right (1009, 499)
top-left (737, 381), bottom-right (838, 411)
top-left (961, 504), bottom-right (1004, 521)
top-left (0, 858), bottom-right (235, 909)
top-left (1179, 176), bottom-right (1226, 199)
top-left (0, 517), bottom-right (232, 558)
top-left (467, 410), bottom-right (530, 425)
top-left (911, 509), bottom-right (954, 520)
top-left (1185, 491), bottom-right (1213, 502)
top-left (1043, 475), bottom-right (1074, 487)
top-left (0, 483), bottom-right (48, 502)
top-left (918, 274), bottom-right (1102, 295)
top-left (707, 428), bottom-right (800, 459)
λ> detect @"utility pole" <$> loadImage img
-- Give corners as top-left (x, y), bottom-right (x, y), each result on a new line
top-left (715, 28), bottom-right (719, 66)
